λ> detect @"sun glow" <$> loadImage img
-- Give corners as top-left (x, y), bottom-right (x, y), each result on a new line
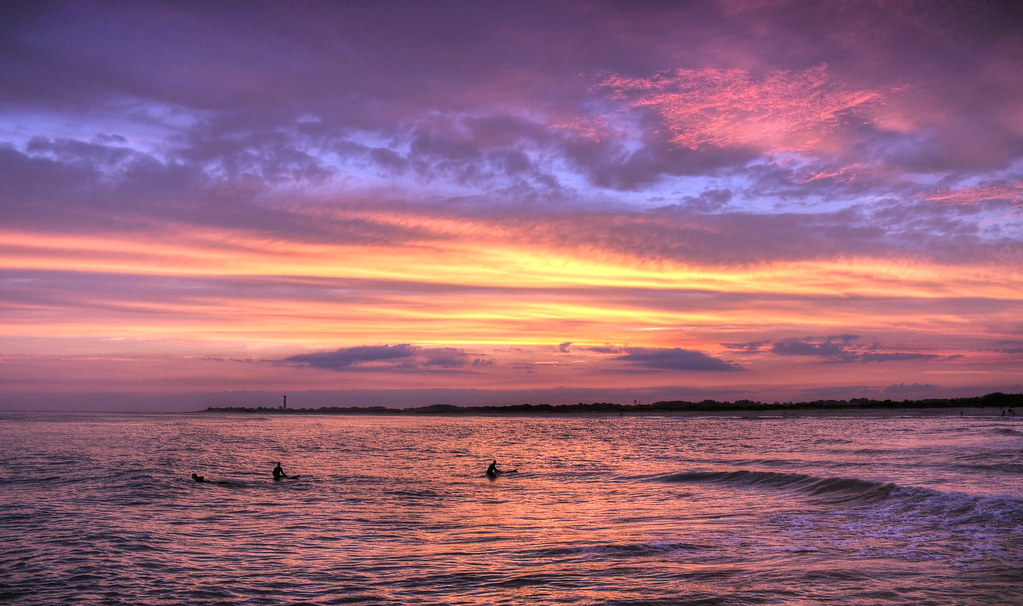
top-left (3, 224), bottom-right (1019, 364)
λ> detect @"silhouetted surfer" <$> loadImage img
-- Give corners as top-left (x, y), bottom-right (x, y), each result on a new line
top-left (487, 459), bottom-right (517, 478)
top-left (273, 462), bottom-right (287, 481)
top-left (191, 473), bottom-right (207, 483)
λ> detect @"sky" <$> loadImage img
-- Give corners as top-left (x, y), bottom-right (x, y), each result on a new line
top-left (2, 1), bottom-right (1022, 411)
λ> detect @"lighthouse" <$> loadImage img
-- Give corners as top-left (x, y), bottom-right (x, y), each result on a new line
top-left (282, 393), bottom-right (287, 410)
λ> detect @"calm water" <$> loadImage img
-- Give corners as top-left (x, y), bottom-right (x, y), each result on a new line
top-left (1, 411), bottom-right (1021, 605)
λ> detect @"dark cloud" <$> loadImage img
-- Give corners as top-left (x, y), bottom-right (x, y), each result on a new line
top-left (561, 133), bottom-right (757, 190)
top-left (722, 341), bottom-right (770, 352)
top-left (282, 344), bottom-right (491, 372)
top-left (860, 352), bottom-right (941, 363)
top-left (772, 335), bottom-right (860, 362)
top-left (614, 347), bottom-right (742, 372)
top-left (676, 189), bottom-right (734, 213)
top-left (180, 118), bottom-right (333, 184)
top-left (995, 340), bottom-right (1023, 355)
top-left (369, 147), bottom-right (410, 174)
top-left (770, 336), bottom-right (940, 364)
top-left (882, 382), bottom-right (940, 395)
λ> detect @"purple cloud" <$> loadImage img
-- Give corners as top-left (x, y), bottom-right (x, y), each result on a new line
top-left (883, 382), bottom-right (940, 395)
top-left (721, 341), bottom-right (770, 353)
top-left (772, 335), bottom-right (860, 362)
top-left (584, 345), bottom-right (627, 354)
top-left (770, 336), bottom-right (940, 364)
top-left (284, 344), bottom-right (417, 368)
top-left (614, 347), bottom-right (742, 372)
top-left (282, 344), bottom-right (491, 372)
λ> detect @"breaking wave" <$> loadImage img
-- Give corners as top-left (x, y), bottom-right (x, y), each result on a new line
top-left (656, 469), bottom-right (1023, 524)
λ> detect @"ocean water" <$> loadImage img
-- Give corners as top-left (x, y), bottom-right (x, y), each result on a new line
top-left (0, 411), bottom-right (1020, 605)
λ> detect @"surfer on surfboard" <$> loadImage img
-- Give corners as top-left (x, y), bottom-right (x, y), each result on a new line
top-left (486, 459), bottom-right (517, 478)
top-left (273, 462), bottom-right (287, 481)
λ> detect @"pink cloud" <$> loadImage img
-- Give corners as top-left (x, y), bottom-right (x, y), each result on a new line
top-left (922, 183), bottom-right (1023, 208)
top-left (599, 64), bottom-right (884, 154)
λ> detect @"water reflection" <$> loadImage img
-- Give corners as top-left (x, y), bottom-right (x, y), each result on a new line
top-left (0, 412), bottom-right (1019, 604)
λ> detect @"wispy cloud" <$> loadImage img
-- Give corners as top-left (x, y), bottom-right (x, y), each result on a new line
top-left (598, 65), bottom-right (884, 154)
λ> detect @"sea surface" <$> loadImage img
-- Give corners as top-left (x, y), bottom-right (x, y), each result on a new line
top-left (0, 410), bottom-right (1021, 605)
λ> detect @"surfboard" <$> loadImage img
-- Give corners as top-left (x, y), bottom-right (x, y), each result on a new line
top-left (486, 469), bottom-right (517, 479)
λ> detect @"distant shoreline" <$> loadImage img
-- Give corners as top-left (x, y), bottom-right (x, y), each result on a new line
top-left (204, 392), bottom-right (1022, 416)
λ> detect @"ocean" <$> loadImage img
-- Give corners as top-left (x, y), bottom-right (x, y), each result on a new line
top-left (1, 411), bottom-right (1020, 605)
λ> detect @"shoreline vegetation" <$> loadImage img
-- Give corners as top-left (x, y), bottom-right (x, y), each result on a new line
top-left (205, 392), bottom-right (1022, 415)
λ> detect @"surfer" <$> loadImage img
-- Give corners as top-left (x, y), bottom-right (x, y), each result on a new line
top-left (191, 473), bottom-right (206, 483)
top-left (486, 459), bottom-right (519, 478)
top-left (486, 459), bottom-right (518, 478)
top-left (272, 462), bottom-right (287, 481)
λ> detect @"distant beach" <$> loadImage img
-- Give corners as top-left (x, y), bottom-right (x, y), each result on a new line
top-left (205, 392), bottom-right (1023, 416)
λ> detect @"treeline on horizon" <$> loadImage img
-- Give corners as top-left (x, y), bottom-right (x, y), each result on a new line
top-left (205, 392), bottom-right (1022, 415)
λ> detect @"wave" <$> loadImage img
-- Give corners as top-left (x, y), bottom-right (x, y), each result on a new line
top-left (527, 540), bottom-right (709, 560)
top-left (957, 462), bottom-right (1023, 475)
top-left (659, 469), bottom-right (902, 503)
top-left (654, 469), bottom-right (1023, 525)
top-left (992, 426), bottom-right (1023, 436)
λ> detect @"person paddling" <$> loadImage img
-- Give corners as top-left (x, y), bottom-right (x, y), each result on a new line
top-left (191, 473), bottom-right (207, 483)
top-left (272, 462), bottom-right (287, 481)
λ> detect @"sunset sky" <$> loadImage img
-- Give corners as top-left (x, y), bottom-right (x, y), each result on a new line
top-left (2, 1), bottom-right (1022, 411)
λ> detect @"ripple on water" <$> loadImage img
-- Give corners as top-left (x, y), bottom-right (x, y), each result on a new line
top-left (1, 413), bottom-right (1020, 605)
